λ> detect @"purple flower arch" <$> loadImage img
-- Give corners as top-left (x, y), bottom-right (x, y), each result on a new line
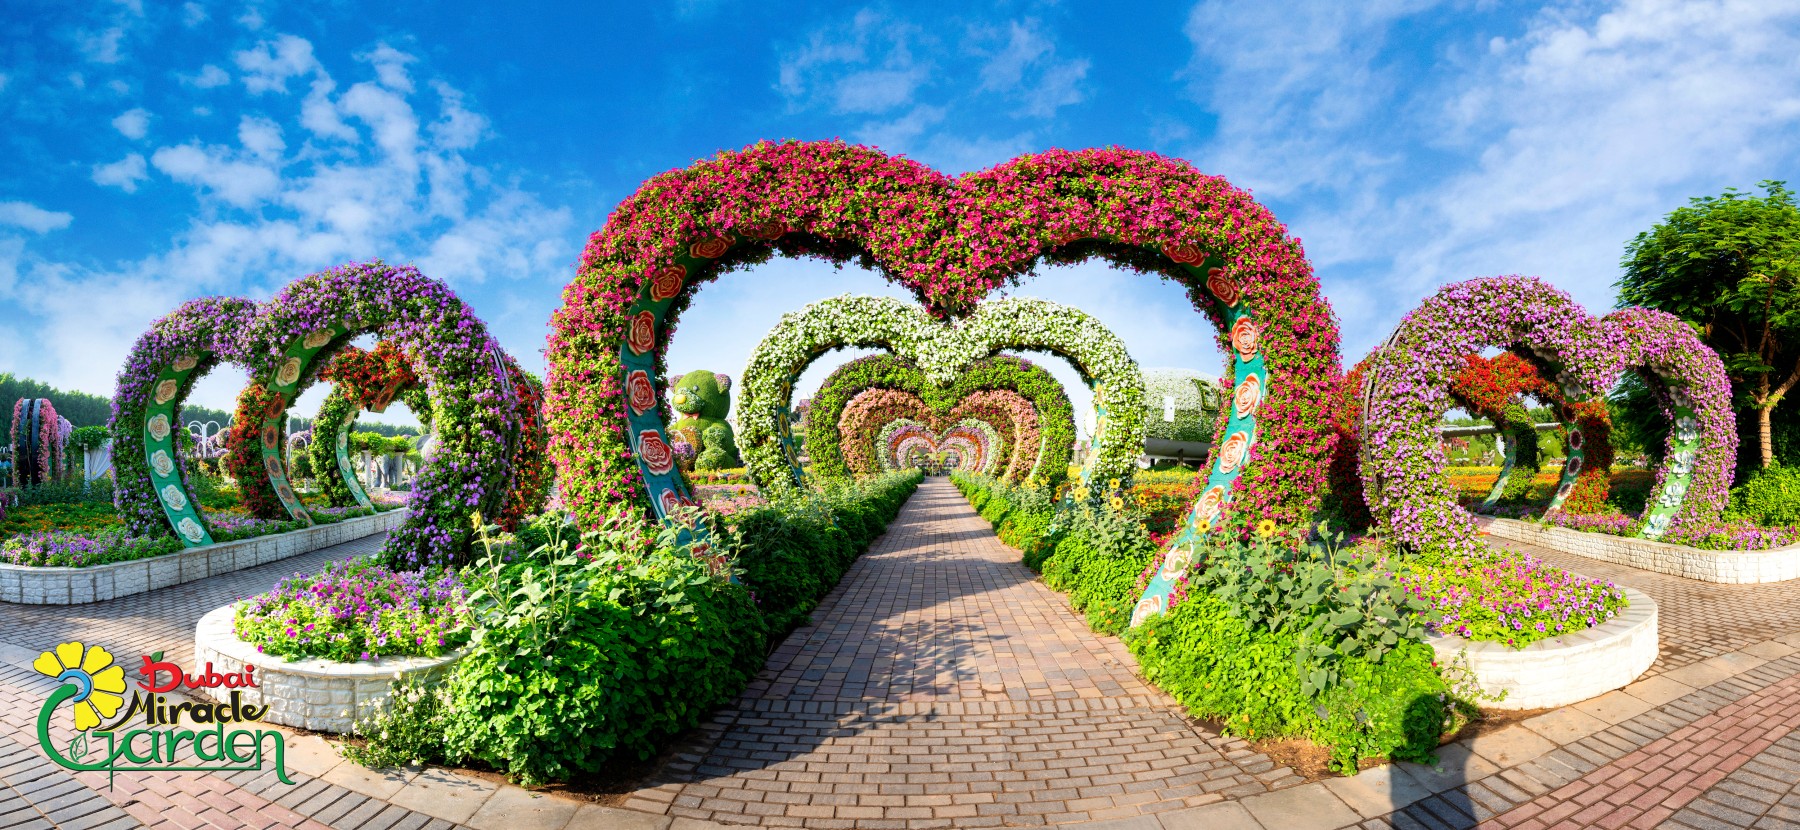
top-left (110, 297), bottom-right (261, 544)
top-left (1360, 277), bottom-right (1734, 558)
top-left (547, 140), bottom-right (1340, 548)
top-left (112, 263), bottom-right (539, 568)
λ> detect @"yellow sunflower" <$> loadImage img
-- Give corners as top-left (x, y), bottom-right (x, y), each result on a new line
top-left (32, 642), bottom-right (127, 731)
top-left (1256, 519), bottom-right (1279, 538)
top-left (1195, 519), bottom-right (1213, 535)
top-left (1109, 495), bottom-right (1125, 510)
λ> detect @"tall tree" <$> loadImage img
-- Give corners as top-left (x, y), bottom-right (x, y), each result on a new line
top-left (1618, 181), bottom-right (1800, 471)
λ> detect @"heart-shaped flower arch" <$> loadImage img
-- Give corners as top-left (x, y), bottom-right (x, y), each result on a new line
top-left (546, 140), bottom-right (1339, 538)
top-left (1330, 349), bottom-right (1616, 530)
top-left (1360, 276), bottom-right (1733, 558)
top-left (806, 353), bottom-right (1073, 487)
top-left (113, 262), bottom-right (547, 569)
top-left (736, 295), bottom-right (1144, 497)
top-left (879, 418), bottom-right (1002, 475)
top-left (839, 388), bottom-right (1026, 479)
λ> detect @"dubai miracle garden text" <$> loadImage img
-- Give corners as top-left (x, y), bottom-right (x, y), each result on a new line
top-left (34, 641), bottom-right (292, 786)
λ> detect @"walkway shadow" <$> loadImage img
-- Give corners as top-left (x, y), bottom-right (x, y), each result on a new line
top-left (1386, 695), bottom-right (1480, 828)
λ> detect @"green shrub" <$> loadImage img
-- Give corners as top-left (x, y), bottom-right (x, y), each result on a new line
top-left (729, 470), bottom-right (920, 635)
top-left (437, 515), bottom-right (766, 785)
top-left (1727, 465), bottom-right (1800, 526)
top-left (1126, 592), bottom-right (1448, 773)
top-left (954, 470), bottom-right (1454, 772)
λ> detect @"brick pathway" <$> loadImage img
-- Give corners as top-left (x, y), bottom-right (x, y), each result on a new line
top-left (620, 479), bottom-right (1304, 826)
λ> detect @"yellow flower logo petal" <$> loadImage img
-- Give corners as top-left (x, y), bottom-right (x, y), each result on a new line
top-left (32, 641), bottom-right (125, 733)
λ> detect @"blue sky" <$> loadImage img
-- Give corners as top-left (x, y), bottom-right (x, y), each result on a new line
top-left (1, 0), bottom-right (1796, 432)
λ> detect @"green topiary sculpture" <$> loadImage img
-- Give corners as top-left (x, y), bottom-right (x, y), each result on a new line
top-left (671, 370), bottom-right (743, 470)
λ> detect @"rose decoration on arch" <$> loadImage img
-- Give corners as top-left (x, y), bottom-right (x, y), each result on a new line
top-left (648, 265), bottom-right (686, 302)
top-left (637, 430), bottom-right (676, 476)
top-left (1206, 268), bottom-right (1242, 307)
top-left (626, 370), bottom-right (658, 415)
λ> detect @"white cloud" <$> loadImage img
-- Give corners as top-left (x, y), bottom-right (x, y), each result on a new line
top-left (234, 34), bottom-right (320, 94)
top-left (79, 27), bottom-right (127, 64)
top-left (150, 143), bottom-right (280, 208)
top-left (237, 115), bottom-right (284, 160)
top-left (182, 2), bottom-right (206, 26)
top-left (2, 35), bottom-right (576, 402)
top-left (0, 202), bottom-right (74, 233)
top-left (0, 73), bottom-right (11, 94)
top-left (92, 153), bottom-right (149, 192)
top-left (778, 10), bottom-right (931, 115)
top-left (112, 107), bottom-right (150, 139)
top-left (970, 20), bottom-right (1090, 118)
top-left (360, 43), bottom-right (416, 93)
top-left (186, 64), bottom-right (230, 88)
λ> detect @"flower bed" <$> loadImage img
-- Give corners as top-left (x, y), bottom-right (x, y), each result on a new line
top-left (694, 484), bottom-right (767, 515)
top-left (234, 558), bottom-right (471, 663)
top-left (194, 604), bottom-right (463, 734)
top-left (1397, 549), bottom-right (1628, 647)
top-left (1423, 586), bottom-right (1657, 710)
top-left (0, 508), bottom-right (406, 604)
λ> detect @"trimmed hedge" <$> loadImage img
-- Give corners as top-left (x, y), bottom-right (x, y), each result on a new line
top-left (728, 470), bottom-right (923, 635)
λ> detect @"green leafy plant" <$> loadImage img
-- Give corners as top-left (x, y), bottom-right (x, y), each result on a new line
top-left (1726, 464), bottom-right (1800, 526)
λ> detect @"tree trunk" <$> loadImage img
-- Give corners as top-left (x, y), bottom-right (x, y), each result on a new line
top-left (1760, 405), bottom-right (1776, 468)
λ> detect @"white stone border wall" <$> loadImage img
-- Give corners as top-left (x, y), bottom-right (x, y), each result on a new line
top-left (194, 605), bottom-right (462, 734)
top-left (1484, 516), bottom-right (1800, 583)
top-left (0, 509), bottom-right (406, 605)
top-left (1428, 586), bottom-right (1657, 710)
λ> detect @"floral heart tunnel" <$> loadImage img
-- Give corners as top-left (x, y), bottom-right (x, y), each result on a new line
top-left (807, 353), bottom-right (1074, 489)
top-left (547, 140), bottom-right (1338, 551)
top-left (113, 261), bottom-right (550, 570)
top-left (734, 295), bottom-right (1146, 499)
top-left (877, 418), bottom-right (1005, 476)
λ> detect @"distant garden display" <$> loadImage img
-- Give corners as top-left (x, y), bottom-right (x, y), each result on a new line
top-left (806, 354), bottom-right (1074, 486)
top-left (735, 295), bottom-right (1145, 497)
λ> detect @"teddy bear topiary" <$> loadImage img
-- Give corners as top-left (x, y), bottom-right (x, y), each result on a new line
top-left (670, 370), bottom-right (743, 470)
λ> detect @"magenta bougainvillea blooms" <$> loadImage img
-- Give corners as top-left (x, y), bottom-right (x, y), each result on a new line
top-left (548, 140), bottom-right (1339, 535)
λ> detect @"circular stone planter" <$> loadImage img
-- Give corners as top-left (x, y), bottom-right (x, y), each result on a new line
top-left (193, 605), bottom-right (464, 734)
top-left (1426, 586), bottom-right (1657, 710)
